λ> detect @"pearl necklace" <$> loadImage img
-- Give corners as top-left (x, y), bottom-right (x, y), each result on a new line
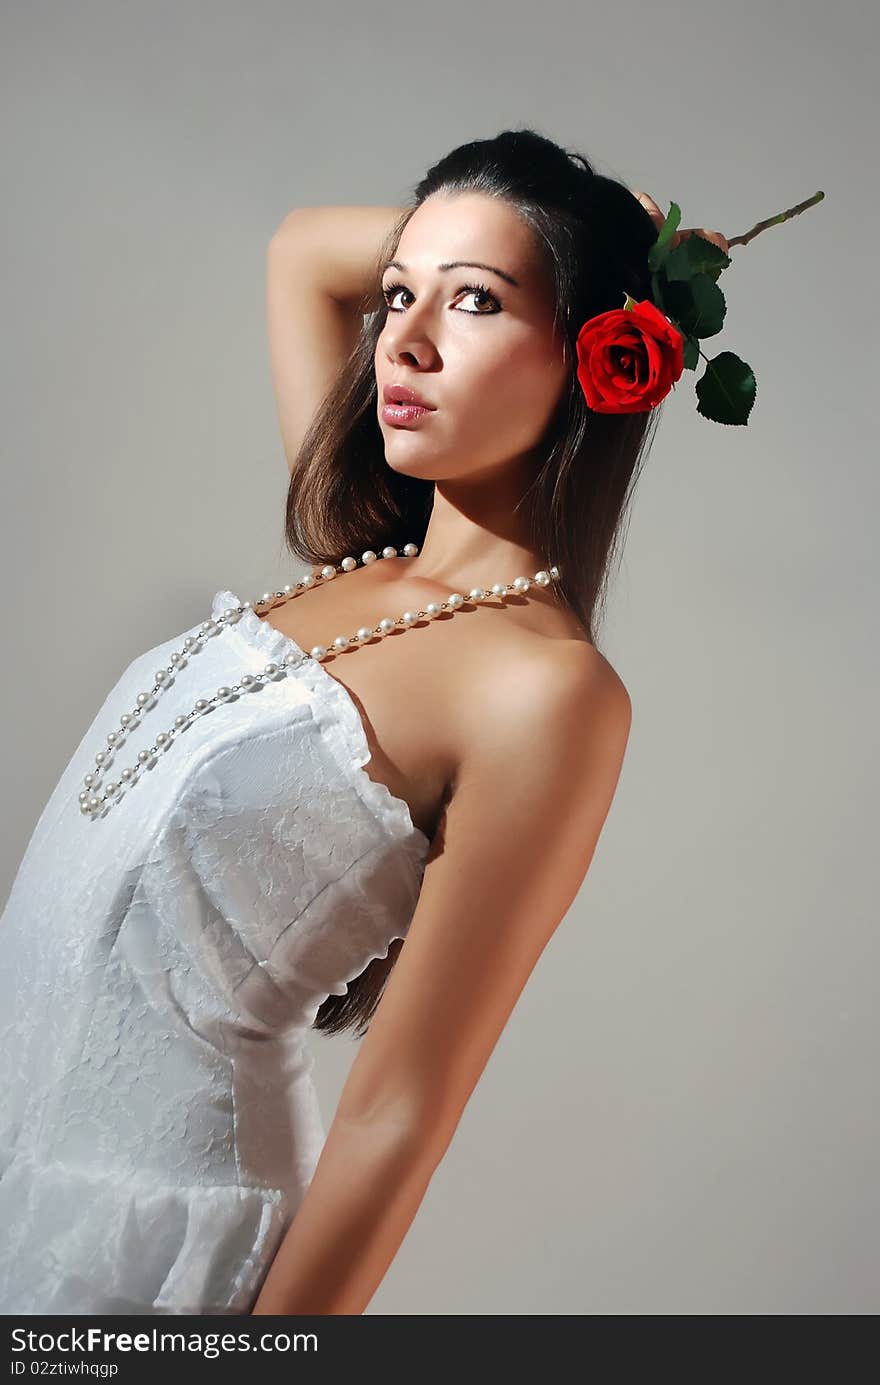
top-left (79, 543), bottom-right (561, 820)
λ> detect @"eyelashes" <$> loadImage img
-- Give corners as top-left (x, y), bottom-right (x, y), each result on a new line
top-left (381, 280), bottom-right (503, 315)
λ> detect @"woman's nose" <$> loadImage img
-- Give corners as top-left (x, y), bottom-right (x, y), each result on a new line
top-left (382, 306), bottom-right (440, 367)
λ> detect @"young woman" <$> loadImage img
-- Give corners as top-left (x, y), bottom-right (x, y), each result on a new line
top-left (0, 128), bottom-right (729, 1315)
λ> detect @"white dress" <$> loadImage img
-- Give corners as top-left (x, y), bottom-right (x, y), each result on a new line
top-left (0, 588), bottom-right (431, 1315)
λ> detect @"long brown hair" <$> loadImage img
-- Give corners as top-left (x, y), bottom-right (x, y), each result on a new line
top-left (286, 128), bottom-right (664, 1039)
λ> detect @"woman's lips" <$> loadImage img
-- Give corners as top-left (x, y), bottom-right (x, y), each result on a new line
top-left (381, 402), bottom-right (435, 425)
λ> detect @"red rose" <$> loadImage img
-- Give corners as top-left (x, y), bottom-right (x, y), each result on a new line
top-left (575, 298), bottom-right (685, 414)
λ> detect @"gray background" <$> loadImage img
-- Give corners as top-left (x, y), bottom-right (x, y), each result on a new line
top-left (2, 0), bottom-right (876, 1314)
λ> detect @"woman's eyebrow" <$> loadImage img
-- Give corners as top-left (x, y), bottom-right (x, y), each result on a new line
top-left (383, 258), bottom-right (520, 287)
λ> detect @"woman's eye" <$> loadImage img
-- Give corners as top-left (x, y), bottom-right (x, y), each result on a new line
top-left (382, 283), bottom-right (412, 313)
top-left (381, 281), bottom-right (502, 314)
top-left (458, 284), bottom-right (502, 314)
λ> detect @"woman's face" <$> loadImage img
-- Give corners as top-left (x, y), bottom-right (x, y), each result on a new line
top-left (374, 191), bottom-right (570, 483)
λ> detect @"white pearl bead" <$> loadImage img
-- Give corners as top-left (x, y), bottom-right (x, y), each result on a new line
top-left (356, 627), bottom-right (374, 642)
top-left (378, 618), bottom-right (396, 634)
top-left (447, 593), bottom-right (464, 609)
top-left (403, 543), bottom-right (419, 556)
top-left (550, 566), bottom-right (559, 579)
top-left (301, 573), bottom-right (316, 587)
top-left (468, 588), bottom-right (486, 602)
top-left (321, 566), bottom-right (336, 580)
top-left (341, 557), bottom-right (357, 571)
top-left (425, 603), bottom-right (442, 618)
top-left (194, 699), bottom-right (209, 712)
top-left (535, 571), bottom-right (550, 586)
top-left (400, 611), bottom-right (418, 627)
top-left (362, 551), bottom-right (377, 564)
top-left (491, 584), bottom-right (507, 597)
top-left (382, 546), bottom-right (397, 559)
top-left (310, 645), bottom-right (327, 659)
top-left (136, 693), bottom-right (150, 707)
top-left (512, 576), bottom-right (530, 593)
top-left (333, 636), bottom-right (349, 650)
top-left (240, 673), bottom-right (255, 687)
top-left (263, 663), bottom-right (279, 676)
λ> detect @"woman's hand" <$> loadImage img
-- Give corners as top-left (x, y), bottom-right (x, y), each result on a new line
top-left (632, 189), bottom-right (731, 257)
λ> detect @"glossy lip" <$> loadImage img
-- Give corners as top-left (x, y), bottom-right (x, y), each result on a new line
top-left (380, 402), bottom-right (433, 427)
top-left (382, 383), bottom-right (436, 410)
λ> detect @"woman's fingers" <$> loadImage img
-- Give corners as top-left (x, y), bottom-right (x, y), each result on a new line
top-left (632, 188), bottom-right (664, 226)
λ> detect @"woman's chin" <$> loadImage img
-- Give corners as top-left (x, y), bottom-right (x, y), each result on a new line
top-left (382, 441), bottom-right (443, 480)
top-left (386, 461), bottom-right (437, 484)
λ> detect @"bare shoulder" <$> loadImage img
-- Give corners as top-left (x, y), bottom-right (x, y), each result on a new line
top-left (454, 632), bottom-right (632, 786)
top-left (528, 636), bottom-right (632, 729)
top-left (438, 630), bottom-right (633, 884)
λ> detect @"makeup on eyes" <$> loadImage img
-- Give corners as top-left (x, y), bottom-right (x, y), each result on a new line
top-left (382, 280), bottom-right (504, 314)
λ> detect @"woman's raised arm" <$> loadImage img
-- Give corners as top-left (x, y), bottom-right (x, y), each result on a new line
top-left (266, 205), bottom-right (404, 475)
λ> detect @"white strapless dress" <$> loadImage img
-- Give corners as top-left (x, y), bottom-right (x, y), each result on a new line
top-left (0, 589), bottom-right (430, 1315)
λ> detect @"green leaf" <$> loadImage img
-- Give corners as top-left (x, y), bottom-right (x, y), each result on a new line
top-left (650, 270), bottom-right (668, 315)
top-left (682, 336), bottom-right (700, 371)
top-left (663, 232), bottom-right (730, 284)
top-left (647, 201), bottom-right (682, 271)
top-left (662, 273), bottom-right (727, 339)
top-left (694, 351), bottom-right (757, 425)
